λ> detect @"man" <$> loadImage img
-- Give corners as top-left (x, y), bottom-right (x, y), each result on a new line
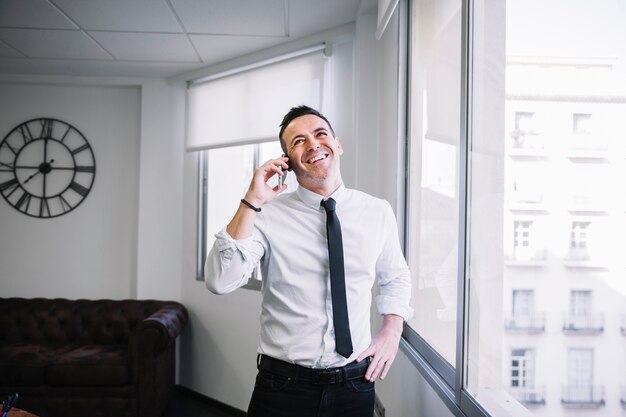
top-left (205, 105), bottom-right (412, 417)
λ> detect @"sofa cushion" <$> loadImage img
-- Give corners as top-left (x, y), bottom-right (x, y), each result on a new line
top-left (0, 344), bottom-right (129, 387)
top-left (0, 345), bottom-right (71, 385)
top-left (47, 345), bottom-right (129, 386)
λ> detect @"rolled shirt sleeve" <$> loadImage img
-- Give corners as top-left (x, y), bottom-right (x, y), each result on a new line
top-left (205, 227), bottom-right (265, 294)
top-left (374, 202), bottom-right (414, 321)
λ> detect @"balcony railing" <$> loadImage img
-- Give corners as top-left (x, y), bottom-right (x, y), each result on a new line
top-left (567, 134), bottom-right (609, 158)
top-left (509, 132), bottom-right (546, 155)
top-left (507, 248), bottom-right (547, 266)
top-left (510, 386), bottom-right (546, 406)
top-left (505, 313), bottom-right (546, 333)
top-left (562, 313), bottom-right (604, 334)
top-left (561, 385), bottom-right (605, 408)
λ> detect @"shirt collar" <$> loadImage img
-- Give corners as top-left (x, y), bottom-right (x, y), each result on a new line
top-left (296, 183), bottom-right (348, 211)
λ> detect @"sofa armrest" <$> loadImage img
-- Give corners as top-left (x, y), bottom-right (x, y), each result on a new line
top-left (132, 302), bottom-right (188, 417)
top-left (137, 303), bottom-right (188, 353)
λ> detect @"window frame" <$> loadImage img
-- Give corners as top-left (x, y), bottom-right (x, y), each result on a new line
top-left (399, 0), bottom-right (491, 416)
top-left (195, 139), bottom-right (274, 291)
top-left (398, 0), bottom-right (521, 416)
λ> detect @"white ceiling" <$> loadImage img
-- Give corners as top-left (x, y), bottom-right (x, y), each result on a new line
top-left (0, 0), bottom-right (366, 78)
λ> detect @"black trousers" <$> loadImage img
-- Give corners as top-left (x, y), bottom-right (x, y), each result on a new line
top-left (247, 356), bottom-right (375, 417)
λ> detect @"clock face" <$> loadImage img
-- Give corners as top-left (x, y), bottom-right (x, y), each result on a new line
top-left (0, 118), bottom-right (96, 218)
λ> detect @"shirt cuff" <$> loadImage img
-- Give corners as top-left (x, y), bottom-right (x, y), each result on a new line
top-left (376, 297), bottom-right (414, 322)
top-left (214, 227), bottom-right (258, 269)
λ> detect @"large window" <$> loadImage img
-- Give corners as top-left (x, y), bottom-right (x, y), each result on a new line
top-left (404, 1), bottom-right (626, 417)
top-left (197, 141), bottom-right (298, 284)
top-left (405, 0), bottom-right (462, 372)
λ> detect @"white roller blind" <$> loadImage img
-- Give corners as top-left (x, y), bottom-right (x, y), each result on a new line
top-left (186, 50), bottom-right (326, 151)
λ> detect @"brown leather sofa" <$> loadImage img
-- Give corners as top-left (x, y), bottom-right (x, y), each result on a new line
top-left (0, 298), bottom-right (188, 417)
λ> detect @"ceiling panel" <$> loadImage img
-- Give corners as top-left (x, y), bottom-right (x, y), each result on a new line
top-left (0, 41), bottom-right (25, 58)
top-left (90, 32), bottom-right (200, 62)
top-left (288, 0), bottom-right (362, 38)
top-left (53, 0), bottom-right (183, 32)
top-left (0, 0), bottom-right (360, 78)
top-left (190, 34), bottom-right (283, 66)
top-left (170, 0), bottom-right (287, 36)
top-left (0, 28), bottom-right (111, 60)
top-left (0, 0), bottom-right (77, 29)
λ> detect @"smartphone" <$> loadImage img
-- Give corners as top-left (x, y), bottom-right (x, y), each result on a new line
top-left (278, 155), bottom-right (290, 188)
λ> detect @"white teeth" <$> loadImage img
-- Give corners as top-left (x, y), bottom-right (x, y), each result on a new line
top-left (308, 155), bottom-right (326, 163)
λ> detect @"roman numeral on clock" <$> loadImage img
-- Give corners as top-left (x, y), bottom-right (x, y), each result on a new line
top-left (0, 178), bottom-right (19, 194)
top-left (40, 119), bottom-right (54, 139)
top-left (59, 195), bottom-right (72, 212)
top-left (18, 124), bottom-right (35, 143)
top-left (69, 181), bottom-right (89, 197)
top-left (75, 165), bottom-right (95, 173)
top-left (16, 192), bottom-right (31, 211)
top-left (71, 144), bottom-right (90, 155)
top-left (40, 197), bottom-right (50, 217)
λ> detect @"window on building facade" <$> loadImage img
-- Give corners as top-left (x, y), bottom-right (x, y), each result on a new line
top-left (513, 220), bottom-right (531, 259)
top-left (512, 290), bottom-right (532, 318)
top-left (564, 348), bottom-right (604, 407)
top-left (573, 113), bottom-right (592, 136)
top-left (507, 289), bottom-right (545, 334)
top-left (570, 109), bottom-right (610, 152)
top-left (510, 162), bottom-right (546, 206)
top-left (510, 348), bottom-right (543, 405)
top-left (512, 112), bottom-right (539, 150)
top-left (569, 221), bottom-right (590, 260)
top-left (511, 348), bottom-right (532, 388)
top-left (570, 290), bottom-right (592, 316)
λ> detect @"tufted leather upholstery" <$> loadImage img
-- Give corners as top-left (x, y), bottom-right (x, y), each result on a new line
top-left (0, 298), bottom-right (188, 417)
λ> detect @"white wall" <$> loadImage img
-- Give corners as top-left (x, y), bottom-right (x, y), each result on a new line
top-left (135, 79), bottom-right (185, 301)
top-left (0, 76), bottom-right (184, 302)
top-left (0, 81), bottom-right (141, 298)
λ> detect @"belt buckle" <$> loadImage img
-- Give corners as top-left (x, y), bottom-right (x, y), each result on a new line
top-left (312, 369), bottom-right (338, 385)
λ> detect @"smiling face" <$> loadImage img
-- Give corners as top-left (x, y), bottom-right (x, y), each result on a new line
top-left (281, 114), bottom-right (343, 196)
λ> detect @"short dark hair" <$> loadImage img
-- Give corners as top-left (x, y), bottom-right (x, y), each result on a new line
top-left (278, 105), bottom-right (335, 154)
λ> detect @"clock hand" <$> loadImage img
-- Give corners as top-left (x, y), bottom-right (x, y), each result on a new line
top-left (23, 159), bottom-right (55, 184)
top-left (23, 170), bottom-right (42, 184)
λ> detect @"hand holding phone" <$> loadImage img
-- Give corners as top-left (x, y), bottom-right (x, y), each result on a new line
top-left (278, 155), bottom-right (290, 188)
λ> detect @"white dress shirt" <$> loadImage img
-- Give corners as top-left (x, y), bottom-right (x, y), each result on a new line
top-left (205, 183), bottom-right (413, 368)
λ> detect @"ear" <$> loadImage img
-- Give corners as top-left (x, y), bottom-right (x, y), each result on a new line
top-left (335, 137), bottom-right (344, 155)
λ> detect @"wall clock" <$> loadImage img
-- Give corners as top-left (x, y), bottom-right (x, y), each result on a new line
top-left (0, 118), bottom-right (96, 218)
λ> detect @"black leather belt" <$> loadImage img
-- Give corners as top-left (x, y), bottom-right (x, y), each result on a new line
top-left (257, 354), bottom-right (370, 385)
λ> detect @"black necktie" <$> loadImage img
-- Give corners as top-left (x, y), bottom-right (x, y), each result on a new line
top-left (321, 198), bottom-right (353, 358)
